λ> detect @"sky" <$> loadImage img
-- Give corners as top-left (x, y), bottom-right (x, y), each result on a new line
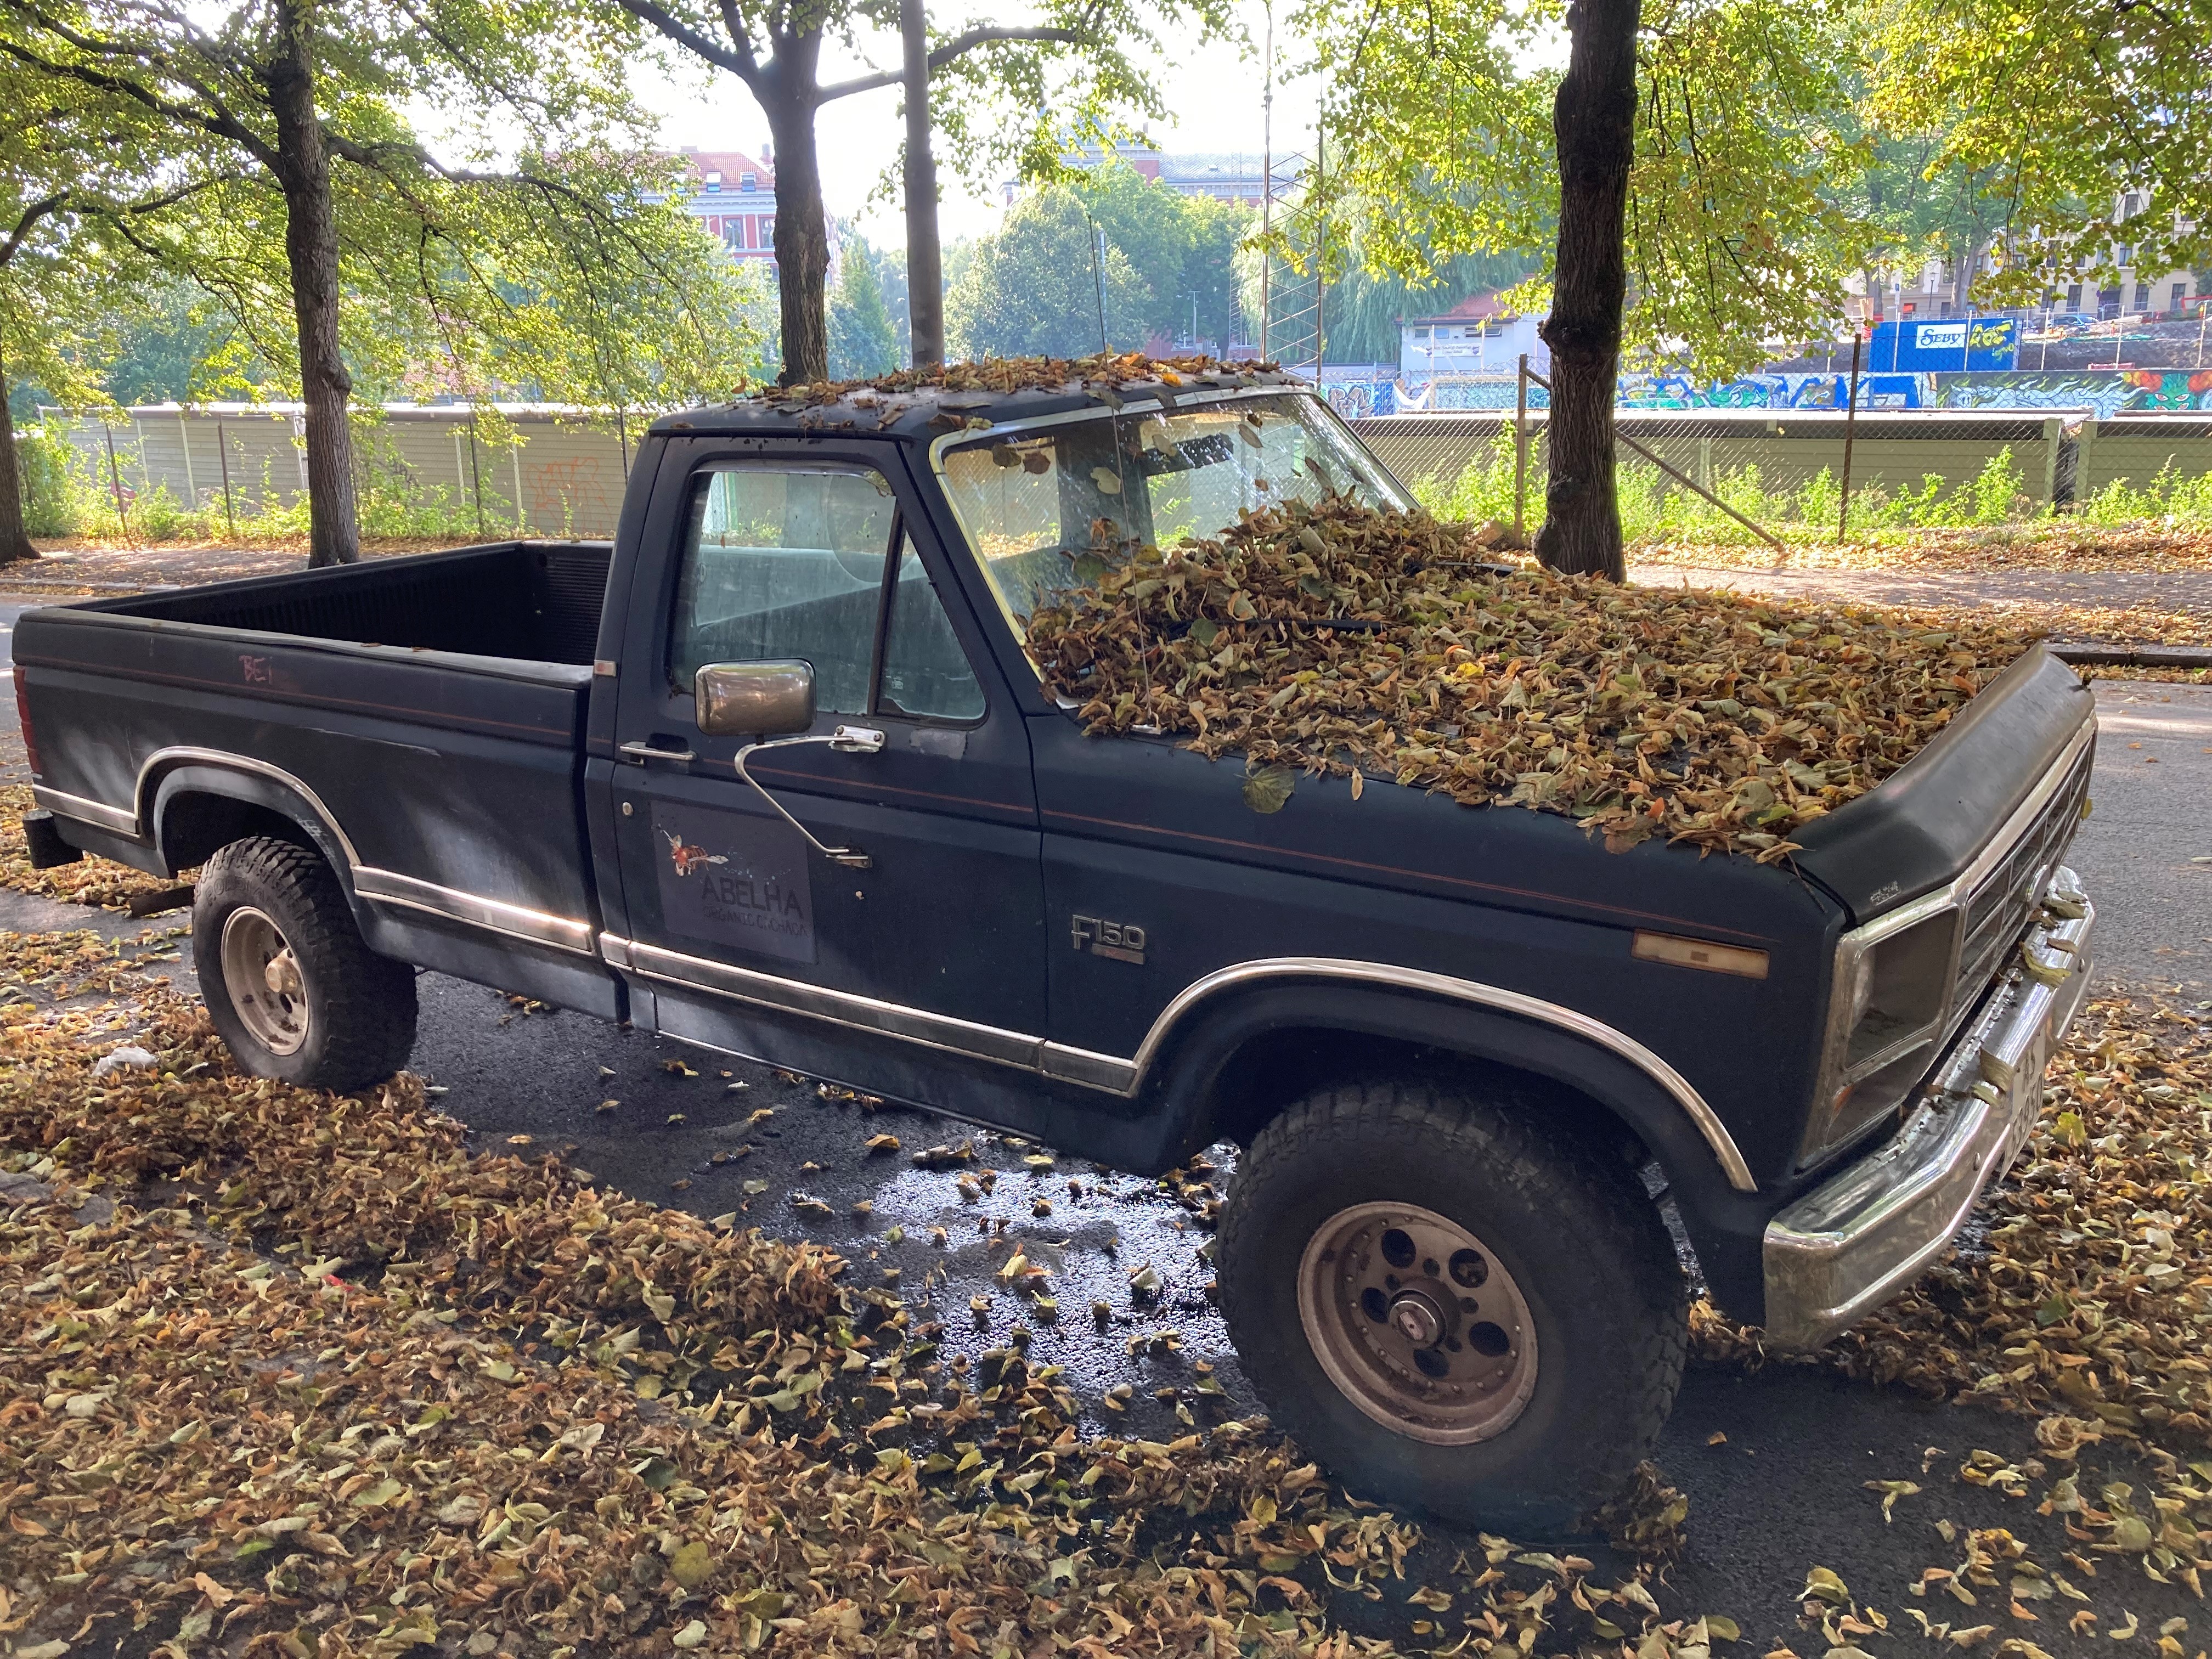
top-left (626, 0), bottom-right (1326, 250)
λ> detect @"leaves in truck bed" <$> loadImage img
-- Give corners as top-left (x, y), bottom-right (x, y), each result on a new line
top-left (1022, 495), bottom-right (2040, 860)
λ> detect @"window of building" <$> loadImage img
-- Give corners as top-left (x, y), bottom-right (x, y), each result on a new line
top-left (2134, 283), bottom-right (2151, 311)
top-left (741, 172), bottom-right (758, 190)
top-left (1412, 326), bottom-right (1430, 340)
top-left (2174, 282), bottom-right (2191, 313)
top-left (2066, 283), bottom-right (2083, 309)
top-left (705, 171), bottom-right (723, 191)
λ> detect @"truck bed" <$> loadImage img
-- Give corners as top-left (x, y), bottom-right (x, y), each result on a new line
top-left (108, 540), bottom-right (612, 664)
top-left (15, 541), bottom-right (622, 1018)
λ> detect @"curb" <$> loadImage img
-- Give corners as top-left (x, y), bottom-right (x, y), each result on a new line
top-left (2049, 642), bottom-right (2212, 670)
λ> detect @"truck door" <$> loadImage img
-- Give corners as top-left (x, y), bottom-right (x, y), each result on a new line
top-left (603, 441), bottom-right (1049, 1122)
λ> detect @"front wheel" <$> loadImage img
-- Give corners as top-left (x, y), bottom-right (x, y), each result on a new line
top-left (1216, 1077), bottom-right (1686, 1533)
top-left (195, 837), bottom-right (417, 1092)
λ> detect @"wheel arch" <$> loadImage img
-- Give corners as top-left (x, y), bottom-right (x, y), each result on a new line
top-left (143, 753), bottom-right (360, 900)
top-left (1134, 965), bottom-right (1754, 1200)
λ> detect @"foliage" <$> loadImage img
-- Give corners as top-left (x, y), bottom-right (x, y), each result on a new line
top-left (1066, 161), bottom-right (1250, 352)
top-left (828, 236), bottom-right (901, 380)
top-left (1871, 0), bottom-right (2212, 298)
top-left (1024, 490), bottom-right (2033, 860)
top-left (1296, 0), bottom-right (1860, 380)
top-left (0, 0), bottom-right (752, 409)
top-left (10, 422), bottom-right (73, 534)
top-left (945, 188), bottom-right (1149, 359)
top-left (1412, 436), bottom-right (2212, 542)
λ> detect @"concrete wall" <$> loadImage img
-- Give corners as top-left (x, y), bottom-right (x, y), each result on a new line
top-left (54, 405), bottom-right (642, 539)
top-left (1352, 410), bottom-right (2212, 510)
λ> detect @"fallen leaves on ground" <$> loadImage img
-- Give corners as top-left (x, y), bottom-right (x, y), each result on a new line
top-left (1634, 524), bottom-right (2212, 575)
top-left (0, 784), bottom-right (195, 911)
top-left (1025, 494), bottom-right (2036, 860)
top-left (0, 932), bottom-right (1712, 1659)
top-left (1701, 997), bottom-right (2212, 1452)
top-left (1698, 996), bottom-right (2212, 1596)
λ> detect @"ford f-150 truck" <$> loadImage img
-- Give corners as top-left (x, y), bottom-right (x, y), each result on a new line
top-left (12, 366), bottom-right (2097, 1530)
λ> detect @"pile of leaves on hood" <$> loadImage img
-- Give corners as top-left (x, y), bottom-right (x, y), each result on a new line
top-left (730, 352), bottom-right (1283, 420)
top-left (1025, 495), bottom-right (2037, 860)
top-left (0, 930), bottom-right (1723, 1659)
top-left (0, 783), bottom-right (194, 912)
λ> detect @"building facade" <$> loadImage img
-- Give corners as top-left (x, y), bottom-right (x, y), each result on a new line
top-left (659, 146), bottom-right (779, 262)
top-left (1400, 292), bottom-right (1548, 379)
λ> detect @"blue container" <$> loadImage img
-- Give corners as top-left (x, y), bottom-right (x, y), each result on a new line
top-left (1868, 317), bottom-right (2018, 373)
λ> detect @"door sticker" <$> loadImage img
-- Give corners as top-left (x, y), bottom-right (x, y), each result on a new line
top-left (651, 803), bottom-right (816, 964)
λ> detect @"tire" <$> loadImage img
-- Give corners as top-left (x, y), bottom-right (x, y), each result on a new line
top-left (194, 836), bottom-right (417, 1092)
top-left (1216, 1076), bottom-right (1686, 1534)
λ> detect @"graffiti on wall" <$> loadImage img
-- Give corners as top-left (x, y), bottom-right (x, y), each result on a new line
top-left (1932, 370), bottom-right (2212, 419)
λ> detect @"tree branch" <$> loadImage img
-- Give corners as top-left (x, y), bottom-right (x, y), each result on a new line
top-left (818, 23), bottom-right (1082, 101)
top-left (611, 0), bottom-right (759, 83)
top-left (0, 191), bottom-right (69, 268)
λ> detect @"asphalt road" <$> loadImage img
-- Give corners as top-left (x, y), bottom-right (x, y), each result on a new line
top-left (5, 594), bottom-right (2210, 1647)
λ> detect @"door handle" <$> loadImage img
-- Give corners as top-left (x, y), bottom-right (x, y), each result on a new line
top-left (732, 725), bottom-right (886, 868)
top-left (619, 740), bottom-right (698, 764)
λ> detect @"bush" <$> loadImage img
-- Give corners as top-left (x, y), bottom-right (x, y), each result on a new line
top-left (13, 426), bottom-right (78, 537)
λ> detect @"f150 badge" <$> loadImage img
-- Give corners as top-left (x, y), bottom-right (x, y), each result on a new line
top-left (1071, 915), bottom-right (1146, 966)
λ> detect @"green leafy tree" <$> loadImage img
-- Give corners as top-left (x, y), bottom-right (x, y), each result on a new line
top-left (944, 185), bottom-right (1146, 358)
top-left (0, 61), bottom-right (231, 562)
top-left (828, 235), bottom-right (901, 377)
top-left (1, 0), bottom-right (719, 564)
top-left (1872, 0), bottom-right (2212, 297)
top-left (1299, 0), bottom-right (1859, 576)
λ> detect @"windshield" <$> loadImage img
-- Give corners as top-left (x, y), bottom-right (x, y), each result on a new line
top-left (937, 391), bottom-right (1410, 644)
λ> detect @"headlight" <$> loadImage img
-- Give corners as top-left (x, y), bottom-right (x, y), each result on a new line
top-left (1801, 904), bottom-right (1961, 1166)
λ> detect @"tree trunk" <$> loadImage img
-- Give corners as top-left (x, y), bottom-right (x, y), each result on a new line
top-left (901, 0), bottom-right (944, 368)
top-left (1533, 0), bottom-right (1639, 583)
top-left (0, 356), bottom-right (38, 565)
top-left (269, 0), bottom-right (360, 566)
top-left (763, 47), bottom-right (832, 385)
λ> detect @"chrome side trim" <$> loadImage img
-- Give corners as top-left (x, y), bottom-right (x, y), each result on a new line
top-left (29, 785), bottom-right (140, 837)
top-left (135, 746), bottom-right (364, 867)
top-left (1124, 957), bottom-right (1758, 1192)
top-left (353, 867), bottom-right (595, 955)
top-left (602, 933), bottom-right (1050, 1072)
top-left (1040, 1042), bottom-right (1139, 1093)
top-left (601, 931), bottom-right (1754, 1190)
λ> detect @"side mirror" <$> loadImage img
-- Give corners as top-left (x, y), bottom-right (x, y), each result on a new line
top-left (695, 661), bottom-right (816, 736)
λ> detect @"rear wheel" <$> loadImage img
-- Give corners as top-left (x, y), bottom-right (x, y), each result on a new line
top-left (1217, 1076), bottom-right (1686, 1533)
top-left (195, 837), bottom-right (417, 1092)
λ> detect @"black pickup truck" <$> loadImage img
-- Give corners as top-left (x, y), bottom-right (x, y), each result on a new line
top-left (13, 368), bottom-right (2097, 1530)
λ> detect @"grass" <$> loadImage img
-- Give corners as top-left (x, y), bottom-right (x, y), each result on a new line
top-left (1413, 431), bottom-right (2212, 545)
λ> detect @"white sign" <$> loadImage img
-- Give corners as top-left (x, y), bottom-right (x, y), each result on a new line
top-left (1915, 323), bottom-right (1968, 350)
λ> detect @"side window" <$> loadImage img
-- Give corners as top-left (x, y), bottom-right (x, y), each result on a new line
top-left (879, 533), bottom-right (985, 721)
top-left (670, 466), bottom-right (898, 716)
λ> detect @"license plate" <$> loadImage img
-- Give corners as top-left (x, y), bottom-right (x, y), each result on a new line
top-left (1997, 1018), bottom-right (2056, 1169)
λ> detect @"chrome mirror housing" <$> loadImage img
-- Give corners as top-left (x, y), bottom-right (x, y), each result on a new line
top-left (695, 661), bottom-right (815, 737)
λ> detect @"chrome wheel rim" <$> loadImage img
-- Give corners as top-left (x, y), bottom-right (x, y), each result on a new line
top-left (1296, 1201), bottom-right (1538, 1444)
top-left (219, 907), bottom-right (309, 1056)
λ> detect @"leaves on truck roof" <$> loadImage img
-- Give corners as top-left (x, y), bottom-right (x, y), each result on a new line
top-left (725, 352), bottom-right (1285, 419)
top-left (1022, 495), bottom-right (2040, 861)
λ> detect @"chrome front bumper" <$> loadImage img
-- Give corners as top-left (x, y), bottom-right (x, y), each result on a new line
top-left (1762, 868), bottom-right (2096, 1350)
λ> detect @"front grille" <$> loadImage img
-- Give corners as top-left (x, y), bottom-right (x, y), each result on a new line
top-left (1952, 738), bottom-right (2094, 1003)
